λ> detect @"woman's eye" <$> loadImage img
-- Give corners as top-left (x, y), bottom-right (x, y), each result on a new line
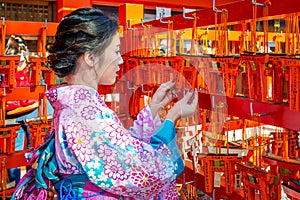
top-left (116, 50), bottom-right (121, 55)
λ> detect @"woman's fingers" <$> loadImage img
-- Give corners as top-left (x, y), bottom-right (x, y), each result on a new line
top-left (160, 79), bottom-right (176, 92)
top-left (181, 89), bottom-right (194, 103)
top-left (189, 89), bottom-right (198, 107)
top-left (170, 88), bottom-right (179, 99)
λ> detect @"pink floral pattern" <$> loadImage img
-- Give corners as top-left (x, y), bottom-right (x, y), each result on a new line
top-left (45, 88), bottom-right (57, 103)
top-left (164, 183), bottom-right (179, 200)
top-left (131, 138), bottom-right (142, 151)
top-left (157, 144), bottom-right (171, 158)
top-left (100, 120), bottom-right (130, 147)
top-left (74, 88), bottom-right (92, 103)
top-left (123, 152), bottom-right (134, 165)
top-left (81, 105), bottom-right (97, 120)
top-left (104, 160), bottom-right (129, 180)
top-left (140, 149), bottom-right (153, 162)
top-left (64, 122), bottom-right (95, 163)
top-left (97, 144), bottom-right (118, 162)
top-left (130, 168), bottom-right (152, 187)
top-left (65, 162), bottom-right (81, 174)
top-left (145, 178), bottom-right (167, 196)
top-left (45, 85), bottom-right (181, 199)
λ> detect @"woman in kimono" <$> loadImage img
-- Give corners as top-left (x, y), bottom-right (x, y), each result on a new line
top-left (13, 7), bottom-right (198, 200)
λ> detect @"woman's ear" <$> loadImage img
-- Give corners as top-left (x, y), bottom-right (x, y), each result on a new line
top-left (83, 52), bottom-right (95, 67)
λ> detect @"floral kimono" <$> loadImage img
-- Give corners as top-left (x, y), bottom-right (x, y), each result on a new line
top-left (13, 85), bottom-right (184, 199)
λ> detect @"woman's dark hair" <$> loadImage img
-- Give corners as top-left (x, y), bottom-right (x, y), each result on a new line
top-left (47, 8), bottom-right (119, 77)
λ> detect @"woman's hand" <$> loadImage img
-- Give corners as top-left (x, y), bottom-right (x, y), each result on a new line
top-left (149, 79), bottom-right (178, 117)
top-left (166, 89), bottom-right (198, 122)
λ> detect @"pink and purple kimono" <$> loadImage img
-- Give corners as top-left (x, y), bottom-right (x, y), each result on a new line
top-left (13, 85), bottom-right (184, 199)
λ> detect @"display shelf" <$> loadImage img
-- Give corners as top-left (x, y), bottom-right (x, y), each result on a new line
top-left (197, 92), bottom-right (300, 131)
top-left (94, 0), bottom-right (242, 10)
top-left (0, 125), bottom-right (21, 154)
top-left (0, 17), bottom-right (56, 200)
top-left (0, 86), bottom-right (48, 126)
top-left (263, 154), bottom-right (300, 183)
top-left (133, 0), bottom-right (300, 29)
top-left (127, 0), bottom-right (300, 195)
top-left (28, 120), bottom-right (51, 148)
top-left (179, 159), bottom-right (244, 199)
top-left (120, 54), bottom-right (300, 131)
top-left (0, 20), bottom-right (58, 56)
top-left (0, 149), bottom-right (31, 169)
top-left (3, 20), bottom-right (58, 36)
top-left (0, 86), bottom-right (46, 101)
top-left (0, 0), bottom-right (298, 199)
top-left (0, 149), bottom-right (32, 199)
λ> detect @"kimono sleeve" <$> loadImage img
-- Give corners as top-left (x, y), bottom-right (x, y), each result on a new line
top-left (128, 105), bottom-right (162, 143)
top-left (62, 108), bottom-right (184, 199)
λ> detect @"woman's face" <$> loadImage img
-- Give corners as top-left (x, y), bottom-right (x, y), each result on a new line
top-left (95, 33), bottom-right (123, 85)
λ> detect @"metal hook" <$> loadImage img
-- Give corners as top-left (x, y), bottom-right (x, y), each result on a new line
top-left (112, 83), bottom-right (117, 91)
top-left (252, 0), bottom-right (266, 7)
top-left (250, 102), bottom-right (254, 117)
top-left (212, 0), bottom-right (222, 13)
top-left (141, 84), bottom-right (152, 93)
top-left (159, 12), bottom-right (169, 24)
top-left (211, 96), bottom-right (227, 109)
top-left (1, 17), bottom-right (5, 26)
top-left (141, 19), bottom-right (145, 28)
top-left (126, 21), bottom-right (138, 30)
top-left (183, 173), bottom-right (197, 185)
top-left (250, 102), bottom-right (269, 117)
top-left (43, 19), bottom-right (48, 29)
top-left (127, 81), bottom-right (135, 90)
top-left (183, 7), bottom-right (195, 20)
